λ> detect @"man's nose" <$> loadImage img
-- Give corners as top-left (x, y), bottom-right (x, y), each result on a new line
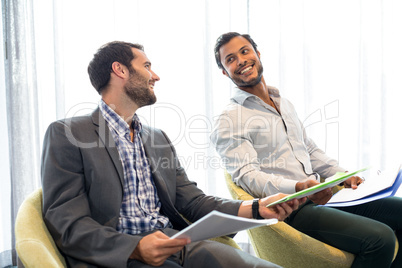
top-left (151, 70), bottom-right (160, 81)
top-left (237, 55), bottom-right (247, 66)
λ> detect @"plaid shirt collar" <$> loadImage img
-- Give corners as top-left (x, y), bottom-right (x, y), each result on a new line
top-left (99, 100), bottom-right (142, 138)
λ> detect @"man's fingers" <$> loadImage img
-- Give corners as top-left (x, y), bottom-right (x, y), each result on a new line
top-left (298, 197), bottom-right (307, 205)
top-left (309, 188), bottom-right (332, 205)
top-left (154, 231), bottom-right (190, 247)
top-left (164, 238), bottom-right (190, 248)
top-left (279, 202), bottom-right (295, 216)
top-left (350, 176), bottom-right (362, 189)
top-left (131, 231), bottom-right (189, 266)
top-left (272, 205), bottom-right (287, 221)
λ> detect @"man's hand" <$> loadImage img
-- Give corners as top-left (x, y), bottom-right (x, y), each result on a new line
top-left (343, 176), bottom-right (364, 189)
top-left (296, 178), bottom-right (332, 205)
top-left (259, 193), bottom-right (306, 221)
top-left (130, 231), bottom-right (190, 266)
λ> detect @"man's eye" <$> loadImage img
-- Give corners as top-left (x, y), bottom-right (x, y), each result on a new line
top-left (242, 49), bottom-right (249, 54)
top-left (227, 57), bottom-right (234, 63)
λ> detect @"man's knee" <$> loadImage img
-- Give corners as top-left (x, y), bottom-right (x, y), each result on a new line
top-left (363, 224), bottom-right (395, 258)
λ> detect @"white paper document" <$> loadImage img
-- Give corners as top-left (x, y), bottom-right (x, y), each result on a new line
top-left (326, 164), bottom-right (402, 207)
top-left (170, 210), bottom-right (278, 242)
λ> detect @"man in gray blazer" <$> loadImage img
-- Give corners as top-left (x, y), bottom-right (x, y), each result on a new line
top-left (41, 41), bottom-right (302, 267)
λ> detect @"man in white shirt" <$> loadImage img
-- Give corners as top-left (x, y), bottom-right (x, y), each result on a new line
top-left (211, 32), bottom-right (402, 268)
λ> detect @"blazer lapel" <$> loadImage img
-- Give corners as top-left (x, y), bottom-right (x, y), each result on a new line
top-left (91, 108), bottom-right (125, 188)
top-left (141, 126), bottom-right (176, 207)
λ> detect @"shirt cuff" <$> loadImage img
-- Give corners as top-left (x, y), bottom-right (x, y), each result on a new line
top-left (279, 179), bottom-right (299, 194)
top-left (309, 173), bottom-right (320, 182)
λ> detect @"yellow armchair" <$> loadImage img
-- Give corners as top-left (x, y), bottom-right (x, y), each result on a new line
top-left (15, 188), bottom-right (240, 267)
top-left (15, 188), bottom-right (67, 268)
top-left (225, 172), bottom-right (399, 267)
top-left (225, 172), bottom-right (356, 268)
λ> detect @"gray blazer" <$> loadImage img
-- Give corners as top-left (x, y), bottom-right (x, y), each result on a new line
top-left (41, 108), bottom-right (241, 268)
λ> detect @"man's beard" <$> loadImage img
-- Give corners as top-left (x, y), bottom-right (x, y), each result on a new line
top-left (229, 62), bottom-right (264, 88)
top-left (124, 71), bottom-right (156, 108)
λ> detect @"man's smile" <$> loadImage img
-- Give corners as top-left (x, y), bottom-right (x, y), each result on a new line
top-left (237, 64), bottom-right (254, 75)
top-left (149, 82), bottom-right (155, 90)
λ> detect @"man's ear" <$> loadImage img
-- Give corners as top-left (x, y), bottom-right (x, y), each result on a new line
top-left (111, 62), bottom-right (127, 79)
top-left (257, 50), bottom-right (261, 58)
top-left (222, 69), bottom-right (229, 77)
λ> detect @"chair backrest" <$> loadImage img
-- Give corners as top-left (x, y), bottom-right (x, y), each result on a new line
top-left (15, 188), bottom-right (67, 268)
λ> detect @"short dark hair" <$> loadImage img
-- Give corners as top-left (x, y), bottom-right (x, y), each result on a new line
top-left (87, 41), bottom-right (144, 94)
top-left (214, 32), bottom-right (258, 70)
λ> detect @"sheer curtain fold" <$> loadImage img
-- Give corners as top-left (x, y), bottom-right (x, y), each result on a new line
top-left (0, 2), bottom-right (12, 266)
top-left (2, 0), bottom-right (41, 266)
top-left (2, 0), bottom-right (402, 266)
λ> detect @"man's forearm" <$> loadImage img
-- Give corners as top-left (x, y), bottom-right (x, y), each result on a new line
top-left (237, 199), bottom-right (254, 218)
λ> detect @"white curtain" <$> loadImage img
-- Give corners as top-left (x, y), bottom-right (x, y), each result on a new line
top-left (1, 0), bottom-right (402, 266)
top-left (250, 0), bottom-right (402, 173)
top-left (1, 0), bottom-right (42, 265)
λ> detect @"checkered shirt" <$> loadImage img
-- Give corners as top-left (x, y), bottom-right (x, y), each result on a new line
top-left (99, 100), bottom-right (171, 234)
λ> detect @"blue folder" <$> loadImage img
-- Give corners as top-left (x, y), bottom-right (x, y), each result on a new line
top-left (325, 168), bottom-right (402, 207)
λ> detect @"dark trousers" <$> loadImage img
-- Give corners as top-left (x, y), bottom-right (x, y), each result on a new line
top-left (286, 196), bottom-right (402, 268)
top-left (127, 228), bottom-right (281, 268)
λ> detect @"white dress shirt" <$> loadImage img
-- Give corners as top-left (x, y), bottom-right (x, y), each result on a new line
top-left (211, 86), bottom-right (345, 197)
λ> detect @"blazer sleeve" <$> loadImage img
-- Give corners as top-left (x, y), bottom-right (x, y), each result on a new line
top-left (41, 120), bottom-right (137, 268)
top-left (146, 128), bottom-right (242, 224)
